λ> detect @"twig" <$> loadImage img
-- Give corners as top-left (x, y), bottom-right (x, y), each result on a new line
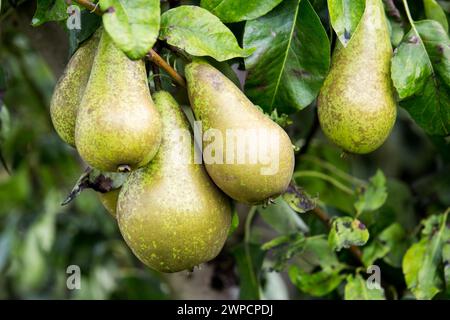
top-left (383, 0), bottom-right (402, 23)
top-left (74, 0), bottom-right (186, 87)
top-left (147, 50), bottom-right (186, 87)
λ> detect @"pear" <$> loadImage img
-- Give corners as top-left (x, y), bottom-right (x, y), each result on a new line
top-left (50, 30), bottom-right (101, 146)
top-left (317, 0), bottom-right (397, 154)
top-left (185, 61), bottom-right (295, 204)
top-left (98, 189), bottom-right (120, 217)
top-left (75, 30), bottom-right (162, 172)
top-left (117, 91), bottom-right (231, 273)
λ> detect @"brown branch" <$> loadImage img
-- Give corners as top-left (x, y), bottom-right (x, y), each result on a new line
top-left (73, 0), bottom-right (186, 87)
top-left (383, 0), bottom-right (402, 23)
top-left (147, 50), bottom-right (186, 87)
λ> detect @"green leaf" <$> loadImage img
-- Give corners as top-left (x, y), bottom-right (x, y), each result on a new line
top-left (344, 273), bottom-right (385, 300)
top-left (289, 265), bottom-right (345, 297)
top-left (402, 211), bottom-right (450, 300)
top-left (387, 16), bottom-right (405, 48)
top-left (243, 0), bottom-right (330, 113)
top-left (391, 20), bottom-right (450, 136)
top-left (282, 183), bottom-right (316, 214)
top-left (99, 0), bottom-right (160, 60)
top-left (362, 223), bottom-right (408, 267)
top-left (262, 233), bottom-right (306, 271)
top-left (424, 0), bottom-right (449, 32)
top-left (443, 241), bottom-right (450, 293)
top-left (67, 10), bottom-right (102, 56)
top-left (159, 6), bottom-right (253, 61)
top-left (354, 170), bottom-right (387, 215)
top-left (328, 217), bottom-right (369, 251)
top-left (233, 244), bottom-right (266, 299)
top-left (301, 236), bottom-right (343, 271)
top-left (258, 197), bottom-right (308, 234)
top-left (327, 0), bottom-right (366, 46)
top-left (31, 0), bottom-right (69, 26)
top-left (228, 207), bottom-right (240, 236)
top-left (200, 0), bottom-right (283, 23)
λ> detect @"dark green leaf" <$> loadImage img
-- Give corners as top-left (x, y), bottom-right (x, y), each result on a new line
top-left (233, 244), bottom-right (266, 299)
top-left (31, 0), bottom-right (68, 26)
top-left (391, 20), bottom-right (450, 136)
top-left (402, 211), bottom-right (450, 300)
top-left (328, 217), bottom-right (369, 251)
top-left (424, 0), bottom-right (449, 32)
top-left (362, 223), bottom-right (408, 267)
top-left (200, 0), bottom-right (283, 23)
top-left (160, 6), bottom-right (253, 61)
top-left (344, 273), bottom-right (385, 300)
top-left (67, 11), bottom-right (102, 56)
top-left (354, 170), bottom-right (387, 215)
top-left (327, 0), bottom-right (365, 46)
top-left (243, 0), bottom-right (330, 113)
top-left (99, 0), bottom-right (160, 60)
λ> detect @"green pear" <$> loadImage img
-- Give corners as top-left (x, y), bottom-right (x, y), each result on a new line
top-left (185, 61), bottom-right (295, 204)
top-left (317, 0), bottom-right (397, 154)
top-left (50, 30), bottom-right (101, 146)
top-left (117, 91), bottom-right (231, 273)
top-left (75, 30), bottom-right (162, 172)
top-left (98, 189), bottom-right (119, 217)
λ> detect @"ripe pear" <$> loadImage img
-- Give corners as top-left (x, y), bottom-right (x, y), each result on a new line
top-left (185, 61), bottom-right (295, 204)
top-left (317, 0), bottom-right (397, 154)
top-left (50, 30), bottom-right (101, 146)
top-left (75, 30), bottom-right (162, 172)
top-left (98, 189), bottom-right (120, 217)
top-left (117, 91), bottom-right (231, 273)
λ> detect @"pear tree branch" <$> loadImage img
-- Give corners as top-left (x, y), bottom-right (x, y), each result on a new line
top-left (73, 0), bottom-right (186, 87)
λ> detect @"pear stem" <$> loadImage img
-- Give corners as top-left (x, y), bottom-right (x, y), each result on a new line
top-left (73, 0), bottom-right (187, 87)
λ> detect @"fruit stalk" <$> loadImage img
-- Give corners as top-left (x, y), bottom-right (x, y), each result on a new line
top-left (74, 0), bottom-right (186, 87)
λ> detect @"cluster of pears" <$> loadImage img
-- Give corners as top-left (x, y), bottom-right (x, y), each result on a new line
top-left (318, 0), bottom-right (397, 154)
top-left (51, 29), bottom-right (295, 272)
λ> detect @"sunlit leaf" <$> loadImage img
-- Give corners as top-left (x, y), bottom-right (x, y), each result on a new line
top-left (328, 217), bottom-right (369, 251)
top-left (160, 6), bottom-right (253, 61)
top-left (99, 0), bottom-right (160, 59)
top-left (344, 273), bottom-right (385, 300)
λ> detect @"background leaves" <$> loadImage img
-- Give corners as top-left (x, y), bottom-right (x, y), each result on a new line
top-left (244, 0), bottom-right (330, 113)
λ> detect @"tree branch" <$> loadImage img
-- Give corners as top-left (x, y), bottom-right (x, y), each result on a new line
top-left (74, 0), bottom-right (186, 87)
top-left (383, 0), bottom-right (402, 23)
